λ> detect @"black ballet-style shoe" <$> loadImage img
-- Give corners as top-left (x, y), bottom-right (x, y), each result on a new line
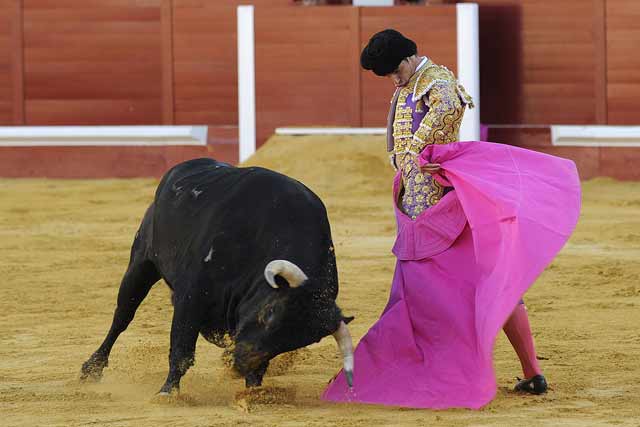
top-left (514, 374), bottom-right (548, 395)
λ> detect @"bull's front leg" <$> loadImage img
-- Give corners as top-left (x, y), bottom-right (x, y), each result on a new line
top-left (159, 289), bottom-right (207, 395)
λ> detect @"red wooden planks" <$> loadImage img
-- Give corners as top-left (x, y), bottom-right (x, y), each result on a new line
top-left (606, 0), bottom-right (640, 125)
top-left (475, 0), bottom-right (601, 125)
top-left (22, 0), bottom-right (163, 125)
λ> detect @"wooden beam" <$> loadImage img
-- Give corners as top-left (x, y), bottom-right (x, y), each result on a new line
top-left (161, 0), bottom-right (175, 125)
top-left (11, 0), bottom-right (24, 125)
top-left (593, 0), bottom-right (607, 124)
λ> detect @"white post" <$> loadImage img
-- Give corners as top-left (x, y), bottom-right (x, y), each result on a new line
top-left (456, 3), bottom-right (480, 141)
top-left (237, 5), bottom-right (256, 162)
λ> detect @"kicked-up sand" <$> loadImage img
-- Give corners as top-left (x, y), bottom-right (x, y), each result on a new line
top-left (1, 135), bottom-right (639, 426)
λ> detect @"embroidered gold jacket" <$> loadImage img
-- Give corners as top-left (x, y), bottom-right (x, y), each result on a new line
top-left (387, 58), bottom-right (474, 218)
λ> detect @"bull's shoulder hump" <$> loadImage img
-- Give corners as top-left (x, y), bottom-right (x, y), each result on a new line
top-left (248, 168), bottom-right (328, 214)
top-left (163, 158), bottom-right (227, 180)
top-left (238, 167), bottom-right (315, 193)
top-left (156, 158), bottom-right (233, 191)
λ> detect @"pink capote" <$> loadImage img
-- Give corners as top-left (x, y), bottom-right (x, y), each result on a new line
top-left (322, 141), bottom-right (581, 409)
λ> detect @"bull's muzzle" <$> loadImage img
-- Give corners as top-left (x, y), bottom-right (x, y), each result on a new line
top-left (332, 320), bottom-right (354, 388)
top-left (232, 342), bottom-right (269, 375)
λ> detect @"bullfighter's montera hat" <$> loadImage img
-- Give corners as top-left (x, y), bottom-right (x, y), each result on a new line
top-left (360, 29), bottom-right (417, 76)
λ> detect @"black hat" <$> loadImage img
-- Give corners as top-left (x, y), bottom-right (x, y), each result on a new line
top-left (360, 29), bottom-right (417, 76)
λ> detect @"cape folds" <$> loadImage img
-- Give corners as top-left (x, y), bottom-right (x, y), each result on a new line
top-left (322, 141), bottom-right (581, 409)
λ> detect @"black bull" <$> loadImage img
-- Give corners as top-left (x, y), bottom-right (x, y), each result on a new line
top-left (80, 158), bottom-right (354, 394)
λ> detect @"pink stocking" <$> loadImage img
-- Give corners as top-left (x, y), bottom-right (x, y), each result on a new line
top-left (503, 303), bottom-right (542, 378)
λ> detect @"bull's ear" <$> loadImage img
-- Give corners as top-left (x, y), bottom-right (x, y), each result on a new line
top-left (342, 315), bottom-right (355, 324)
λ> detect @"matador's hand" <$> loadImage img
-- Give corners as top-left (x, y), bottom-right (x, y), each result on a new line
top-left (420, 163), bottom-right (441, 174)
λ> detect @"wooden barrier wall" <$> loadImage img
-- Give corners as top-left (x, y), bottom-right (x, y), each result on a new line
top-left (0, 0), bottom-right (639, 177)
top-left (22, 0), bottom-right (165, 125)
top-left (2, 1), bottom-right (639, 131)
top-left (254, 7), bottom-right (358, 143)
top-left (172, 0), bottom-right (290, 128)
top-left (474, 0), bottom-right (607, 125)
top-left (606, 0), bottom-right (640, 125)
top-left (469, 0), bottom-right (640, 180)
top-left (252, 6), bottom-right (458, 142)
top-left (0, 1), bottom-right (464, 139)
top-left (473, 0), bottom-right (640, 126)
top-left (0, 0), bottom-right (19, 125)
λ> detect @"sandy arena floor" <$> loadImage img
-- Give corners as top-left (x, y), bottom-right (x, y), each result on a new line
top-left (1, 135), bottom-right (639, 426)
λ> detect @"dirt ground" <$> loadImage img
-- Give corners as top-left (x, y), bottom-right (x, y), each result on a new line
top-left (1, 135), bottom-right (639, 426)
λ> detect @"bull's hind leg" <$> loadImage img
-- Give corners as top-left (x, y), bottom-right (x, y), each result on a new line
top-left (158, 287), bottom-right (208, 395)
top-left (80, 257), bottom-right (160, 381)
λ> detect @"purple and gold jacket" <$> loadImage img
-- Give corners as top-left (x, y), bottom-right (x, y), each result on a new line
top-left (387, 58), bottom-right (474, 220)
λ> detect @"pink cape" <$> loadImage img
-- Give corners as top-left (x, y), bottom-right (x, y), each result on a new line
top-left (322, 141), bottom-right (581, 409)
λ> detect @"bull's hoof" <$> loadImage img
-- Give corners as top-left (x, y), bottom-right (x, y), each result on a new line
top-left (79, 358), bottom-right (106, 382)
top-left (244, 374), bottom-right (264, 388)
top-left (152, 390), bottom-right (197, 406)
top-left (235, 386), bottom-right (296, 409)
top-left (158, 383), bottom-right (180, 396)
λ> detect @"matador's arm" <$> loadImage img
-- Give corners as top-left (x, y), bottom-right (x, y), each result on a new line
top-left (411, 80), bottom-right (466, 152)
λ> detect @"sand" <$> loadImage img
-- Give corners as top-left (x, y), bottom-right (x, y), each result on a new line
top-left (1, 135), bottom-right (639, 426)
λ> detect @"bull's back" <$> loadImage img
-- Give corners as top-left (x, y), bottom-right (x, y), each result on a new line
top-left (151, 158), bottom-right (331, 282)
top-left (154, 158), bottom-right (323, 218)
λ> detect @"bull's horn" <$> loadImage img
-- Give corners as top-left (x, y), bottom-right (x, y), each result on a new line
top-left (264, 260), bottom-right (308, 289)
top-left (332, 320), bottom-right (354, 388)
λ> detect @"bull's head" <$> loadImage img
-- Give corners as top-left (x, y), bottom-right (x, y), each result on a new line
top-left (232, 259), bottom-right (354, 387)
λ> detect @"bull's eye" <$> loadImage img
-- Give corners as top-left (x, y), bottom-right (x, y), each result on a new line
top-left (266, 306), bottom-right (276, 324)
top-left (259, 305), bottom-right (277, 327)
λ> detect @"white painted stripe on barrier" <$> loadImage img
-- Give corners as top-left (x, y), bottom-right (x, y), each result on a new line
top-left (276, 125), bottom-right (640, 147)
top-left (552, 125), bottom-right (640, 147)
top-left (487, 124), bottom-right (552, 129)
top-left (237, 5), bottom-right (256, 162)
top-left (456, 3), bottom-right (480, 142)
top-left (275, 127), bottom-right (386, 135)
top-left (0, 126), bottom-right (208, 146)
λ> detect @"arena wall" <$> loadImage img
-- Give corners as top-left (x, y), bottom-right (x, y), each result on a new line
top-left (0, 0), bottom-right (20, 125)
top-left (473, 0), bottom-right (639, 128)
top-left (22, 0), bottom-right (164, 125)
top-left (475, 0), bottom-right (606, 125)
top-left (471, 0), bottom-right (640, 179)
top-left (172, 0), bottom-right (290, 128)
top-left (253, 6), bottom-right (458, 142)
top-left (0, 0), bottom-right (638, 178)
top-left (606, 0), bottom-right (640, 125)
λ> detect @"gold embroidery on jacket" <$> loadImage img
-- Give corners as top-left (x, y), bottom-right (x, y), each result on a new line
top-left (393, 60), bottom-right (474, 219)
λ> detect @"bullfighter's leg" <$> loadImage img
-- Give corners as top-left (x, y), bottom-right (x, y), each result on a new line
top-left (503, 301), bottom-right (548, 394)
top-left (80, 258), bottom-right (160, 381)
top-left (158, 289), bottom-right (207, 395)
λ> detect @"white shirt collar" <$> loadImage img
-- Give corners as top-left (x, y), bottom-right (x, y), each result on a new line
top-left (416, 56), bottom-right (429, 72)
